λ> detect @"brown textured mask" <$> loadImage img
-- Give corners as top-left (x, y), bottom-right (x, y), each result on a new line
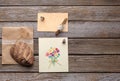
top-left (10, 42), bottom-right (34, 67)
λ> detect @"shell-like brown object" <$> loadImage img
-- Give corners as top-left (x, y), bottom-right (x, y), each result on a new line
top-left (10, 42), bottom-right (34, 67)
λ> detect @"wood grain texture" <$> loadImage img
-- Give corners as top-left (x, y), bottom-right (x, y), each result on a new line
top-left (0, 6), bottom-right (120, 21)
top-left (0, 73), bottom-right (120, 81)
top-left (0, 55), bottom-right (120, 72)
top-left (0, 0), bottom-right (120, 80)
top-left (0, 21), bottom-right (120, 38)
top-left (69, 39), bottom-right (120, 54)
top-left (0, 0), bottom-right (120, 6)
top-left (1, 39), bottom-right (120, 55)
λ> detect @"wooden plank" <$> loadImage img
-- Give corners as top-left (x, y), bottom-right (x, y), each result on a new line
top-left (0, 0), bottom-right (120, 6)
top-left (1, 39), bottom-right (120, 55)
top-left (0, 73), bottom-right (120, 81)
top-left (70, 55), bottom-right (120, 72)
top-left (0, 6), bottom-right (120, 21)
top-left (0, 55), bottom-right (120, 72)
top-left (69, 39), bottom-right (120, 54)
top-left (0, 22), bottom-right (120, 38)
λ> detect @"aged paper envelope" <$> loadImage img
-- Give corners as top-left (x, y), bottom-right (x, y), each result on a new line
top-left (39, 37), bottom-right (69, 72)
top-left (37, 13), bottom-right (68, 32)
top-left (2, 27), bottom-right (33, 64)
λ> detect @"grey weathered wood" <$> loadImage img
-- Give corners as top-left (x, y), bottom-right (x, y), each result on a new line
top-left (0, 22), bottom-right (120, 38)
top-left (70, 55), bottom-right (120, 72)
top-left (1, 39), bottom-right (120, 55)
top-left (0, 73), bottom-right (120, 81)
top-left (0, 0), bottom-right (120, 6)
top-left (0, 0), bottom-right (120, 80)
top-left (69, 39), bottom-right (120, 54)
top-left (0, 55), bottom-right (120, 72)
top-left (0, 6), bottom-right (120, 21)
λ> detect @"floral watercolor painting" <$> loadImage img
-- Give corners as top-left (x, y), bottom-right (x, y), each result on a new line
top-left (46, 47), bottom-right (61, 68)
top-left (39, 38), bottom-right (68, 72)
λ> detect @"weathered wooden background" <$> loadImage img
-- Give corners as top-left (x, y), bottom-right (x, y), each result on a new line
top-left (0, 0), bottom-right (120, 81)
